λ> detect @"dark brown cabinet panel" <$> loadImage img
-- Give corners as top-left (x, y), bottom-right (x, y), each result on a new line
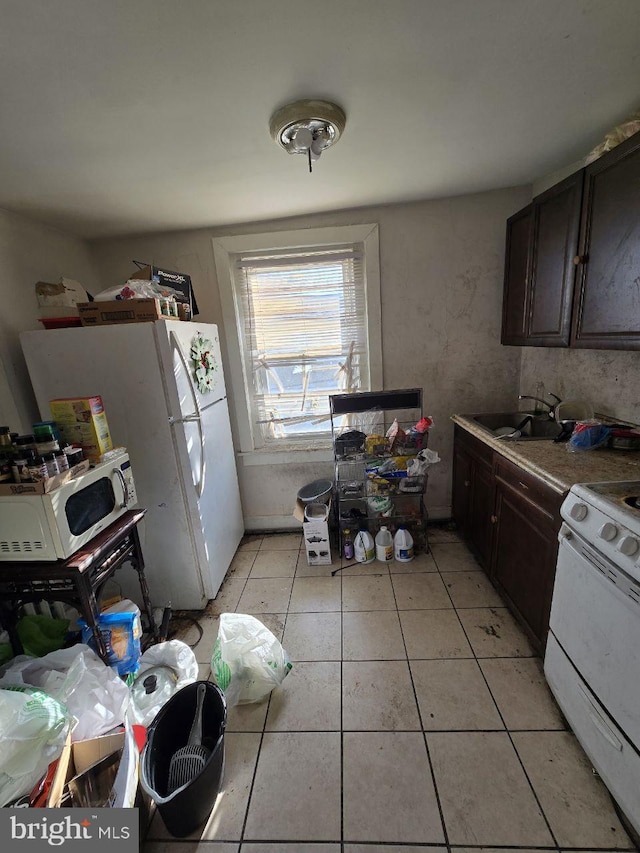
top-left (502, 174), bottom-right (582, 347)
top-left (528, 171), bottom-right (583, 345)
top-left (572, 131), bottom-right (640, 349)
top-left (451, 427), bottom-right (495, 572)
top-left (452, 428), bottom-right (565, 651)
top-left (492, 460), bottom-right (563, 649)
top-left (501, 205), bottom-right (532, 345)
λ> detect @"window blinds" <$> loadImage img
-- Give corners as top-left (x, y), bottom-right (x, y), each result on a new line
top-left (232, 244), bottom-right (369, 445)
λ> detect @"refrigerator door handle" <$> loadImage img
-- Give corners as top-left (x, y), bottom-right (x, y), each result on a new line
top-left (170, 330), bottom-right (206, 498)
top-left (168, 414), bottom-right (201, 424)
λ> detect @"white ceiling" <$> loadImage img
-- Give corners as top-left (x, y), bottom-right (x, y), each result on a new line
top-left (1, 0), bottom-right (639, 239)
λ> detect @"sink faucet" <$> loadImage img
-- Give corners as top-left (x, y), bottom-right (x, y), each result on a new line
top-left (518, 391), bottom-right (561, 420)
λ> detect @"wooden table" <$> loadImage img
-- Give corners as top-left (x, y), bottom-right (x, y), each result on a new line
top-left (0, 508), bottom-right (158, 663)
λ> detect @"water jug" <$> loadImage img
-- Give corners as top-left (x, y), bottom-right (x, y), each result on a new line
top-left (394, 526), bottom-right (414, 562)
top-left (354, 528), bottom-right (375, 564)
top-left (375, 526), bottom-right (394, 563)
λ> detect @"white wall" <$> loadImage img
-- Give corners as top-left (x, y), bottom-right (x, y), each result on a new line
top-left (0, 208), bottom-right (100, 432)
top-left (89, 186), bottom-right (531, 528)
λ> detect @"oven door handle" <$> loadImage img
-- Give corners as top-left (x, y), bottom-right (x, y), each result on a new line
top-left (113, 467), bottom-right (129, 509)
top-left (577, 684), bottom-right (623, 751)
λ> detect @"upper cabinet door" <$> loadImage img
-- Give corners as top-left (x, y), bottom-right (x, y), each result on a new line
top-left (527, 171), bottom-right (583, 346)
top-left (572, 132), bottom-right (640, 349)
top-left (501, 205), bottom-right (532, 345)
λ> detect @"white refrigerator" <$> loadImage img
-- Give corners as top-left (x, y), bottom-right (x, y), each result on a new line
top-left (20, 320), bottom-right (244, 610)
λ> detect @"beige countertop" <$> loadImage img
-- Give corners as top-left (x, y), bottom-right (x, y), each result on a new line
top-left (452, 414), bottom-right (640, 495)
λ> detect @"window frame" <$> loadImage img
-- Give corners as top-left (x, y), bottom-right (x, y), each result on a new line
top-left (214, 224), bottom-right (382, 460)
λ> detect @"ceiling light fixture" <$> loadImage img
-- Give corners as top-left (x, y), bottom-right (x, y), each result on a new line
top-left (269, 99), bottom-right (346, 173)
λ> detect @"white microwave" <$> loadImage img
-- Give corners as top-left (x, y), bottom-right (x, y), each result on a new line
top-left (0, 451), bottom-right (137, 561)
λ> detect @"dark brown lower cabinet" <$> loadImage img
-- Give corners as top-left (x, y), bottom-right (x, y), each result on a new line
top-left (452, 426), bottom-right (494, 571)
top-left (452, 428), bottom-right (565, 652)
top-left (491, 458), bottom-right (563, 650)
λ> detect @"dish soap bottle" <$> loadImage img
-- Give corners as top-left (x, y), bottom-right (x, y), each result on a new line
top-left (354, 527), bottom-right (375, 564)
top-left (375, 526), bottom-right (394, 563)
top-left (394, 525), bottom-right (414, 562)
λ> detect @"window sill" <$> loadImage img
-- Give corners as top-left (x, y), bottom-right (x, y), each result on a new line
top-left (236, 446), bottom-right (334, 467)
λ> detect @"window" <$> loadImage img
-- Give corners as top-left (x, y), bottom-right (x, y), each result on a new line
top-left (214, 225), bottom-right (382, 455)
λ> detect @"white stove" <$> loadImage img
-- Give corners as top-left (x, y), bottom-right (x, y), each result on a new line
top-left (545, 480), bottom-right (640, 840)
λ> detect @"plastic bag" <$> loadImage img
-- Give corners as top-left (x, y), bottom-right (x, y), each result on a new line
top-left (94, 279), bottom-right (186, 303)
top-left (0, 685), bottom-right (72, 807)
top-left (585, 111), bottom-right (640, 164)
top-left (567, 420), bottom-right (611, 452)
top-left (128, 640), bottom-right (198, 726)
top-left (0, 644), bottom-right (130, 741)
top-left (211, 613), bottom-right (292, 707)
top-left (16, 613), bottom-right (69, 657)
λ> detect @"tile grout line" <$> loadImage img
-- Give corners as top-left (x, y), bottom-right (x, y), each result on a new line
top-left (389, 564), bottom-right (451, 849)
top-left (431, 548), bottom-right (561, 851)
top-left (236, 533), bottom-right (297, 848)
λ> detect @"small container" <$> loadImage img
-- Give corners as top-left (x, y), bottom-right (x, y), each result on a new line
top-left (375, 525), bottom-right (394, 563)
top-left (12, 450), bottom-right (34, 483)
top-left (42, 451), bottom-right (60, 477)
top-left (343, 529), bottom-right (354, 560)
top-left (33, 420), bottom-right (61, 442)
top-left (54, 448), bottom-right (70, 472)
top-left (34, 423), bottom-right (60, 455)
top-left (64, 446), bottom-right (84, 467)
top-left (27, 454), bottom-right (48, 482)
top-left (0, 427), bottom-right (12, 449)
top-left (14, 434), bottom-right (36, 453)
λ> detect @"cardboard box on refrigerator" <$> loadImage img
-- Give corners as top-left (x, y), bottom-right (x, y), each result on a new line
top-left (294, 498), bottom-right (332, 566)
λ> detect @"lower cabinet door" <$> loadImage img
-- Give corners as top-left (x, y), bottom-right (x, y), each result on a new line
top-left (469, 460), bottom-right (495, 570)
top-left (492, 481), bottom-right (558, 648)
top-left (452, 443), bottom-right (471, 534)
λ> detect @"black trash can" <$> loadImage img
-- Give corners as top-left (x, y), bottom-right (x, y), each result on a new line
top-left (140, 680), bottom-right (227, 838)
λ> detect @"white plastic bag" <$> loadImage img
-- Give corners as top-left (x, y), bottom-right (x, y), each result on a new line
top-left (0, 644), bottom-right (129, 741)
top-left (0, 686), bottom-right (72, 806)
top-left (211, 613), bottom-right (292, 707)
top-left (128, 640), bottom-right (199, 726)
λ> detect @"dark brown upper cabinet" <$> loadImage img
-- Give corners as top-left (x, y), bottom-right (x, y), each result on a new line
top-left (501, 205), bottom-right (532, 345)
top-left (571, 131), bottom-right (640, 349)
top-left (502, 171), bottom-right (583, 346)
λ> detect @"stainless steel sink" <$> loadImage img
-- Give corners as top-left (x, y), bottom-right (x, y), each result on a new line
top-left (469, 412), bottom-right (562, 441)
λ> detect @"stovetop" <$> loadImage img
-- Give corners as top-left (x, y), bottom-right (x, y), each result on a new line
top-left (563, 481), bottom-right (640, 573)
top-left (573, 480), bottom-right (640, 531)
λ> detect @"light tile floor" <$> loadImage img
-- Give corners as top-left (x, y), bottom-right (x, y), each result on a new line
top-left (145, 527), bottom-right (637, 852)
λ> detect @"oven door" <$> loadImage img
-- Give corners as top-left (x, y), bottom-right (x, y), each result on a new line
top-left (50, 465), bottom-right (130, 557)
top-left (548, 524), bottom-right (640, 747)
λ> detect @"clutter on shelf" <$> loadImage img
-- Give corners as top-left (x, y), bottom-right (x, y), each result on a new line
top-left (329, 389), bottom-right (440, 560)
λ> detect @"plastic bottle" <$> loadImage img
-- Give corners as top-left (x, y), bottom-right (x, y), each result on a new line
top-left (42, 451), bottom-right (59, 478)
top-left (354, 528), bottom-right (375, 564)
top-left (394, 525), bottom-right (415, 562)
top-left (343, 529), bottom-right (354, 560)
top-left (375, 526), bottom-right (394, 563)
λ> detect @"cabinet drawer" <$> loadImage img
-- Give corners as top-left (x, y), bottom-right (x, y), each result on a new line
top-left (494, 455), bottom-right (564, 520)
